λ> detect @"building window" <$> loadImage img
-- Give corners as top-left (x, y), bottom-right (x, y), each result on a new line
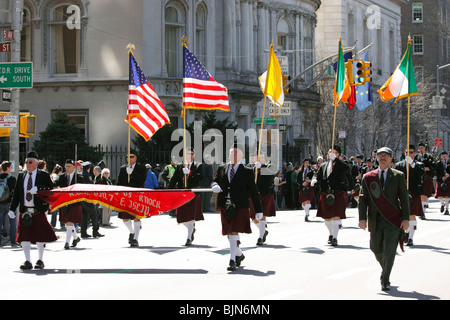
top-left (195, 4), bottom-right (206, 62)
top-left (165, 4), bottom-right (185, 78)
top-left (413, 35), bottom-right (424, 54)
top-left (412, 3), bottom-right (423, 23)
top-left (21, 8), bottom-right (31, 62)
top-left (49, 5), bottom-right (79, 74)
top-left (52, 109), bottom-right (88, 141)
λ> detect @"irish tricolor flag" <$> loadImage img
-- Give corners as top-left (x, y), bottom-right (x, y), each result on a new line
top-left (378, 38), bottom-right (418, 103)
top-left (333, 39), bottom-right (351, 107)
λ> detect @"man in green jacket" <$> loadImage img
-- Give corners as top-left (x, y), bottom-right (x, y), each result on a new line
top-left (358, 147), bottom-right (410, 291)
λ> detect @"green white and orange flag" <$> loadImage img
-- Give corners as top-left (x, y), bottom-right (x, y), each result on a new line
top-left (378, 37), bottom-right (418, 103)
top-left (259, 43), bottom-right (284, 107)
top-left (333, 39), bottom-right (351, 106)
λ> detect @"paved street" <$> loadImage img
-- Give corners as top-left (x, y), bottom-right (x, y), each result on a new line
top-left (1, 198), bottom-right (450, 301)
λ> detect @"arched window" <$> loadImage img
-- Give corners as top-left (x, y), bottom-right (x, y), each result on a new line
top-left (49, 4), bottom-right (79, 74)
top-left (165, 3), bottom-right (186, 77)
top-left (21, 8), bottom-right (31, 62)
top-left (195, 4), bottom-right (206, 62)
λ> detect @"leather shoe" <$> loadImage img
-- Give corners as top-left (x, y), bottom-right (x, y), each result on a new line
top-left (64, 242), bottom-right (70, 250)
top-left (235, 254), bottom-right (245, 267)
top-left (20, 261), bottom-right (33, 270)
top-left (93, 232), bottom-right (104, 238)
top-left (381, 282), bottom-right (391, 291)
top-left (71, 237), bottom-right (81, 247)
top-left (34, 260), bottom-right (45, 269)
top-left (130, 239), bottom-right (139, 247)
top-left (327, 235), bottom-right (333, 244)
top-left (331, 238), bottom-right (338, 246)
top-left (81, 233), bottom-right (91, 239)
top-left (128, 233), bottom-right (134, 244)
top-left (184, 239), bottom-right (192, 246)
top-left (227, 260), bottom-right (236, 271)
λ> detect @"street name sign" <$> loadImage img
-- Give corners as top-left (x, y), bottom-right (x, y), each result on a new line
top-left (0, 42), bottom-right (11, 53)
top-left (0, 62), bottom-right (33, 89)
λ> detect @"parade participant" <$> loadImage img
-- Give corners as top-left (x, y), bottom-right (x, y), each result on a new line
top-left (297, 158), bottom-right (315, 222)
top-left (0, 161), bottom-right (17, 247)
top-left (434, 151), bottom-right (450, 215)
top-left (311, 145), bottom-right (350, 246)
top-left (212, 144), bottom-right (263, 271)
top-left (394, 145), bottom-right (425, 246)
top-left (248, 153), bottom-right (276, 245)
top-left (80, 162), bottom-right (103, 239)
top-left (117, 153), bottom-right (147, 247)
top-left (358, 147), bottom-right (410, 291)
top-left (58, 159), bottom-right (85, 249)
top-left (415, 142), bottom-right (435, 219)
top-left (168, 147), bottom-right (204, 246)
top-left (8, 152), bottom-right (56, 270)
top-left (349, 155), bottom-right (364, 204)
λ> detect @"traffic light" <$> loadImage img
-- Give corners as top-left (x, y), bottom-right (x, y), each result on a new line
top-left (356, 59), bottom-right (365, 84)
top-left (282, 73), bottom-right (291, 94)
top-left (362, 61), bottom-right (372, 83)
top-left (345, 60), bottom-right (354, 86)
top-left (20, 115), bottom-right (36, 137)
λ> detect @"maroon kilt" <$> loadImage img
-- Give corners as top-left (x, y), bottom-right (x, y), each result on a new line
top-left (17, 212), bottom-right (57, 244)
top-left (316, 191), bottom-right (347, 220)
top-left (423, 176), bottom-right (434, 197)
top-left (410, 193), bottom-right (424, 217)
top-left (59, 204), bottom-right (83, 224)
top-left (176, 194), bottom-right (204, 223)
top-left (118, 212), bottom-right (136, 220)
top-left (435, 182), bottom-right (450, 198)
top-left (298, 187), bottom-right (316, 204)
top-left (249, 194), bottom-right (276, 219)
top-left (220, 207), bottom-right (252, 235)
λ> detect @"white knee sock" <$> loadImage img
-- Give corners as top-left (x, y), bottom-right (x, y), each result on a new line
top-left (325, 220), bottom-right (332, 235)
top-left (440, 198), bottom-right (445, 206)
top-left (332, 220), bottom-right (341, 239)
top-left (229, 235), bottom-right (239, 261)
top-left (422, 202), bottom-right (427, 214)
top-left (446, 198), bottom-right (450, 210)
top-left (21, 241), bottom-right (31, 262)
top-left (258, 220), bottom-right (267, 239)
top-left (409, 220), bottom-right (417, 239)
top-left (134, 220), bottom-right (141, 240)
top-left (123, 219), bottom-right (134, 233)
top-left (304, 203), bottom-right (311, 217)
top-left (184, 220), bottom-right (195, 240)
top-left (37, 242), bottom-right (45, 261)
top-left (65, 225), bottom-right (78, 243)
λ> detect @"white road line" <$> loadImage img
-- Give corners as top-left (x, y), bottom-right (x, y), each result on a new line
top-left (326, 267), bottom-right (369, 280)
top-left (260, 289), bottom-right (303, 300)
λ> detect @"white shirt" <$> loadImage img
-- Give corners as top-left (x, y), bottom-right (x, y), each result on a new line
top-left (23, 169), bottom-right (37, 207)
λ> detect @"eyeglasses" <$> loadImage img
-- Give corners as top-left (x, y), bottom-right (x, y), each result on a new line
top-left (129, 155), bottom-right (135, 158)
top-left (25, 160), bottom-right (34, 164)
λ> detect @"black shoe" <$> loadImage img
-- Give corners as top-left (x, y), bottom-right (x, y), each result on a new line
top-left (128, 233), bottom-right (135, 244)
top-left (445, 210), bottom-right (449, 216)
top-left (71, 237), bottom-right (80, 247)
top-left (93, 232), bottom-right (104, 238)
top-left (331, 238), bottom-right (338, 246)
top-left (381, 282), bottom-right (391, 291)
top-left (406, 238), bottom-right (414, 246)
top-left (328, 235), bottom-right (333, 244)
top-left (441, 205), bottom-right (445, 213)
top-left (256, 238), bottom-right (264, 246)
top-left (20, 261), bottom-right (33, 270)
top-left (130, 239), bottom-right (139, 247)
top-left (64, 242), bottom-right (70, 250)
top-left (184, 239), bottom-right (192, 246)
top-left (227, 260), bottom-right (236, 271)
top-left (34, 260), bottom-right (45, 269)
top-left (235, 254), bottom-right (245, 267)
top-left (420, 215), bottom-right (426, 220)
top-left (305, 215), bottom-right (309, 222)
top-left (81, 233), bottom-right (91, 239)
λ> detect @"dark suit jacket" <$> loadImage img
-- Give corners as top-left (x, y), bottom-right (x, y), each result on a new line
top-left (435, 160), bottom-right (450, 183)
top-left (358, 168), bottom-right (410, 232)
top-left (393, 160), bottom-right (425, 195)
top-left (10, 169), bottom-right (53, 214)
top-left (168, 162), bottom-right (203, 189)
top-left (313, 158), bottom-right (350, 193)
top-left (213, 163), bottom-right (263, 212)
top-left (57, 171), bottom-right (85, 188)
top-left (117, 163), bottom-right (146, 188)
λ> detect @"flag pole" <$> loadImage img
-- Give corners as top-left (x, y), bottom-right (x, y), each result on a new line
top-left (126, 43), bottom-right (135, 183)
top-left (256, 43), bottom-right (274, 183)
top-left (406, 95), bottom-right (410, 190)
top-left (181, 37), bottom-right (189, 187)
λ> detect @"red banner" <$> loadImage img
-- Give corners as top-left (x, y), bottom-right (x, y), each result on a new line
top-left (37, 184), bottom-right (195, 219)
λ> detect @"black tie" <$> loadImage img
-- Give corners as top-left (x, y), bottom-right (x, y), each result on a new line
top-left (26, 172), bottom-right (33, 201)
top-left (380, 170), bottom-right (385, 188)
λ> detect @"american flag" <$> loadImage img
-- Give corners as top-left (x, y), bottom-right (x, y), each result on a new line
top-left (127, 53), bottom-right (170, 141)
top-left (183, 47), bottom-right (229, 111)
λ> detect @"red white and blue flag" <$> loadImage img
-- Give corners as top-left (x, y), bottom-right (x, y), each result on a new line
top-left (127, 53), bottom-right (170, 141)
top-left (183, 47), bottom-right (229, 111)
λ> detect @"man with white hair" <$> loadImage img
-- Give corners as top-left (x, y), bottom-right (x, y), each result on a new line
top-left (8, 151), bottom-right (56, 270)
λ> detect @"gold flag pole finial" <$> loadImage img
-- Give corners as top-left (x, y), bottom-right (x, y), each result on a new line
top-left (180, 36), bottom-right (189, 49)
top-left (126, 43), bottom-right (135, 54)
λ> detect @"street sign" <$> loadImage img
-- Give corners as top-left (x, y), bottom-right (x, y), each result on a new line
top-left (2, 30), bottom-right (14, 40)
top-left (0, 115), bottom-right (17, 128)
top-left (1, 89), bottom-right (11, 102)
top-left (0, 42), bottom-right (11, 53)
top-left (430, 96), bottom-right (444, 109)
top-left (269, 101), bottom-right (291, 117)
top-left (0, 62), bottom-right (33, 88)
top-left (253, 117), bottom-right (276, 124)
top-left (435, 137), bottom-right (443, 148)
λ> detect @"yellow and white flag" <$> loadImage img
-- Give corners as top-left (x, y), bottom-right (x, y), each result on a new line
top-left (259, 44), bottom-right (284, 107)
